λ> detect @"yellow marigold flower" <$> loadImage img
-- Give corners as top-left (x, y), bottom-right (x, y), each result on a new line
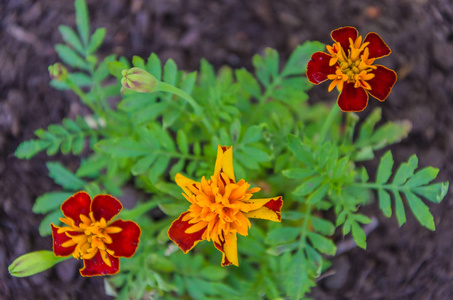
top-left (168, 145), bottom-right (283, 266)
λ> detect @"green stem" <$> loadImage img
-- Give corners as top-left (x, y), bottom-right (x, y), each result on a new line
top-left (317, 104), bottom-right (340, 146)
top-left (298, 204), bottom-right (312, 250)
top-left (66, 79), bottom-right (99, 113)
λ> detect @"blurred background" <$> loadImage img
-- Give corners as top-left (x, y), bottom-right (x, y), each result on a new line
top-left (1, 0), bottom-right (452, 299)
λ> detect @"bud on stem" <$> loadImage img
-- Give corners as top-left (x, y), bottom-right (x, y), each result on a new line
top-left (121, 67), bottom-right (158, 93)
top-left (48, 63), bottom-right (68, 82)
top-left (8, 250), bottom-right (69, 277)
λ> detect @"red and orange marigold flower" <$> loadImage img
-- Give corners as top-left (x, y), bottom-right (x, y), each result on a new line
top-left (307, 26), bottom-right (397, 112)
top-left (51, 192), bottom-right (141, 276)
top-left (168, 145), bottom-right (283, 266)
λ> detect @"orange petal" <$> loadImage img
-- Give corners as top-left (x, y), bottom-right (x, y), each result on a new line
top-left (243, 196), bottom-right (283, 222)
top-left (214, 145), bottom-right (235, 182)
top-left (214, 232), bottom-right (239, 267)
top-left (175, 173), bottom-right (198, 198)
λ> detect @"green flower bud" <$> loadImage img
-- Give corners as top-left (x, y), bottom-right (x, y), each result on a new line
top-left (121, 67), bottom-right (158, 93)
top-left (8, 250), bottom-right (68, 277)
top-left (48, 63), bottom-right (68, 82)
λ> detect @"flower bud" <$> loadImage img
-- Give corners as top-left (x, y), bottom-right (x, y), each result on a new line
top-left (121, 67), bottom-right (158, 93)
top-left (48, 63), bottom-right (68, 82)
top-left (8, 250), bottom-right (67, 277)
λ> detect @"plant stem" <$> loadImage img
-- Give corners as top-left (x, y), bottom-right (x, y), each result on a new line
top-left (317, 104), bottom-right (340, 146)
top-left (298, 204), bottom-right (312, 250)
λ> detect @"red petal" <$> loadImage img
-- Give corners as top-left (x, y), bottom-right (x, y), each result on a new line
top-left (61, 192), bottom-right (91, 226)
top-left (264, 197), bottom-right (283, 221)
top-left (214, 241), bottom-right (232, 267)
top-left (80, 252), bottom-right (120, 277)
top-left (106, 220), bottom-right (141, 258)
top-left (306, 52), bottom-right (337, 84)
top-left (91, 194), bottom-right (122, 223)
top-left (367, 65), bottom-right (397, 101)
top-left (51, 224), bottom-right (76, 257)
top-left (331, 26), bottom-right (358, 53)
top-left (337, 83), bottom-right (369, 112)
top-left (364, 32), bottom-right (391, 59)
top-left (168, 212), bottom-right (206, 253)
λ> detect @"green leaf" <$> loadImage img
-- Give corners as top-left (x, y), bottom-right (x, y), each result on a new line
top-left (357, 108), bottom-right (381, 142)
top-left (287, 134), bottom-right (315, 166)
top-left (133, 102), bottom-right (168, 124)
top-left (393, 155), bottom-right (418, 185)
top-left (242, 146), bottom-right (270, 162)
top-left (176, 130), bottom-right (189, 154)
top-left (266, 227), bottom-right (300, 245)
top-left (55, 44), bottom-right (89, 70)
top-left (131, 154), bottom-right (158, 175)
top-left (405, 167), bottom-right (439, 188)
top-left (58, 25), bottom-right (84, 55)
top-left (39, 210), bottom-right (62, 236)
top-left (378, 189), bottom-right (392, 217)
top-left (311, 217), bottom-right (335, 236)
top-left (87, 28), bottom-right (106, 54)
top-left (307, 231), bottom-right (336, 255)
top-left (15, 140), bottom-right (51, 159)
top-left (369, 120), bottom-right (412, 150)
top-left (180, 71), bottom-right (197, 94)
top-left (413, 182), bottom-right (449, 204)
top-left (241, 125), bottom-right (263, 145)
top-left (158, 203), bottom-right (186, 216)
top-left (281, 211), bottom-right (304, 221)
top-left (405, 191), bottom-right (435, 230)
top-left (281, 41), bottom-right (325, 76)
top-left (148, 157), bottom-right (170, 184)
top-left (146, 53), bottom-right (162, 80)
top-left (305, 245), bottom-right (323, 277)
top-left (199, 266), bottom-right (228, 281)
top-left (264, 48), bottom-right (279, 79)
top-left (307, 183), bottom-right (329, 205)
top-left (286, 250), bottom-right (308, 300)
top-left (351, 221), bottom-right (367, 249)
top-left (393, 189), bottom-right (406, 227)
top-left (163, 59), bottom-right (177, 85)
top-left (293, 176), bottom-right (323, 196)
top-left (33, 192), bottom-right (73, 214)
top-left (282, 168), bottom-right (316, 179)
top-left (376, 151), bottom-right (393, 184)
top-left (236, 68), bottom-right (261, 98)
top-left (107, 61), bottom-right (128, 78)
top-left (95, 138), bottom-right (149, 158)
top-left (132, 55), bottom-right (146, 69)
top-left (47, 162), bottom-right (86, 190)
top-left (75, 0), bottom-right (90, 47)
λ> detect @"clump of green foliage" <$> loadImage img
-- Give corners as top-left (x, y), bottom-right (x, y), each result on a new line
top-left (12, 0), bottom-right (448, 299)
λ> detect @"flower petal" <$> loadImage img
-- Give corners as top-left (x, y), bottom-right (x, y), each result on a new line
top-left (175, 173), bottom-right (198, 198)
top-left (337, 82), bottom-right (369, 112)
top-left (106, 220), bottom-right (141, 258)
top-left (51, 224), bottom-right (76, 257)
top-left (80, 252), bottom-right (120, 277)
top-left (214, 145), bottom-right (235, 182)
top-left (306, 52), bottom-right (337, 84)
top-left (61, 192), bottom-right (91, 226)
top-left (331, 26), bottom-right (358, 53)
top-left (91, 194), bottom-right (123, 223)
top-left (364, 32), bottom-right (391, 59)
top-left (244, 196), bottom-right (283, 222)
top-left (367, 65), bottom-right (397, 101)
top-left (168, 212), bottom-right (206, 253)
top-left (214, 232), bottom-right (238, 267)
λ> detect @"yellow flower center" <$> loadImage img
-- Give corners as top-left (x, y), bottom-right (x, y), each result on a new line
top-left (327, 36), bottom-right (377, 91)
top-left (182, 172), bottom-right (261, 246)
top-left (58, 212), bottom-right (122, 267)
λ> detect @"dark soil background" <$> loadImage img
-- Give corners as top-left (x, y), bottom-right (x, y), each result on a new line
top-left (1, 0), bottom-right (453, 299)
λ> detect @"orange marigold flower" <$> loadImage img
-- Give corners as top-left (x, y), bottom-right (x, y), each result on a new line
top-left (168, 145), bottom-right (283, 266)
top-left (307, 26), bottom-right (397, 112)
top-left (51, 192), bottom-right (141, 277)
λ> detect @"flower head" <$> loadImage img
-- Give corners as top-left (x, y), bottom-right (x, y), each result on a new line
top-left (51, 192), bottom-right (141, 276)
top-left (168, 146), bottom-right (283, 266)
top-left (307, 26), bottom-right (397, 112)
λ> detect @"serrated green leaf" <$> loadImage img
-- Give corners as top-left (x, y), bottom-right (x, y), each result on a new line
top-left (393, 155), bottom-right (418, 185)
top-left (357, 108), bottom-right (381, 143)
top-left (55, 44), bottom-right (89, 70)
top-left (369, 120), bottom-right (412, 150)
top-left (281, 41), bottom-right (325, 76)
top-left (163, 59), bottom-right (177, 85)
top-left (376, 151), bottom-right (393, 184)
top-left (286, 250), bottom-right (309, 300)
top-left (378, 188), bottom-right (392, 217)
top-left (236, 68), bottom-right (261, 98)
top-left (60, 138), bottom-right (72, 154)
top-left (131, 153), bottom-right (158, 175)
top-left (305, 245), bottom-right (323, 277)
top-left (405, 191), bottom-right (435, 230)
top-left (146, 53), bottom-right (162, 80)
top-left (393, 189), bottom-right (406, 227)
top-left (353, 213), bottom-right (372, 224)
top-left (307, 182), bottom-right (329, 205)
top-left (87, 28), bottom-right (106, 54)
top-left (242, 146), bottom-right (270, 162)
top-left (15, 140), bottom-right (51, 159)
top-left (282, 168), bottom-right (316, 179)
top-left (132, 55), bottom-right (146, 69)
top-left (107, 61), bottom-right (128, 78)
top-left (281, 211), bottom-right (304, 221)
top-left (307, 231), bottom-right (336, 255)
top-left (133, 102), bottom-right (168, 124)
top-left (311, 217), bottom-right (335, 236)
top-left (241, 125), bottom-right (263, 145)
top-left (264, 48), bottom-right (279, 79)
top-left (351, 221), bottom-right (367, 249)
top-left (235, 152), bottom-right (259, 170)
top-left (199, 266), bottom-right (227, 281)
top-left (180, 71), bottom-right (197, 94)
top-left (266, 227), bottom-right (300, 245)
top-left (39, 210), bottom-right (62, 236)
top-left (58, 25), bottom-right (84, 55)
top-left (176, 130), bottom-right (189, 154)
top-left (148, 157), bottom-right (170, 184)
top-left (405, 167), bottom-right (439, 188)
top-left (252, 54), bottom-right (270, 87)
top-left (95, 138), bottom-right (149, 158)
top-left (47, 162), bottom-right (86, 190)
top-left (413, 182), bottom-right (449, 204)
top-left (33, 192), bottom-right (74, 214)
top-left (293, 176), bottom-right (323, 196)
top-left (75, 0), bottom-right (90, 47)
top-left (287, 134), bottom-right (315, 166)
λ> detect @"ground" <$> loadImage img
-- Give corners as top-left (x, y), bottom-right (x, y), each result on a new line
top-left (1, 0), bottom-right (453, 299)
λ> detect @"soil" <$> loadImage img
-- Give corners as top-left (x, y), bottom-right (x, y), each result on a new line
top-left (1, 0), bottom-right (453, 299)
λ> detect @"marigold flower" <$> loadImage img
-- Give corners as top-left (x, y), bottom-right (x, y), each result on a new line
top-left (51, 192), bottom-right (141, 277)
top-left (307, 26), bottom-right (397, 112)
top-left (168, 145), bottom-right (283, 266)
